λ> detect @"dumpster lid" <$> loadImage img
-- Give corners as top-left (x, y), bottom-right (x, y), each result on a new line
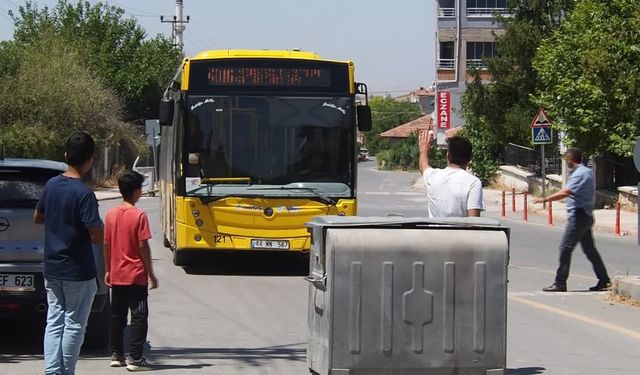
top-left (306, 216), bottom-right (503, 229)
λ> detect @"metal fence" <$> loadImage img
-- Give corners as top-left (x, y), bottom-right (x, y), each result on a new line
top-left (503, 143), bottom-right (561, 176)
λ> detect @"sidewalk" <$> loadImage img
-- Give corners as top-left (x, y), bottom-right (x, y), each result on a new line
top-left (94, 187), bottom-right (158, 201)
top-left (94, 187), bottom-right (122, 201)
top-left (412, 176), bottom-right (638, 237)
top-left (413, 176), bottom-right (640, 302)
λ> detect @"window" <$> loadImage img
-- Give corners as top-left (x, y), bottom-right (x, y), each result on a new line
top-left (438, 0), bottom-right (456, 17)
top-left (466, 0), bottom-right (509, 15)
top-left (466, 42), bottom-right (496, 69)
top-left (438, 42), bottom-right (455, 70)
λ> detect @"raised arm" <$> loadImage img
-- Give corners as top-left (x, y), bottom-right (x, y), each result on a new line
top-left (418, 130), bottom-right (434, 174)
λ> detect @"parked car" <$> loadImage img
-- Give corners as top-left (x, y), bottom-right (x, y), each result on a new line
top-left (358, 147), bottom-right (369, 161)
top-left (0, 158), bottom-right (109, 348)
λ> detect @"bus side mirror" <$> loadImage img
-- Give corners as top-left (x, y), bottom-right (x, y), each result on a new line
top-left (159, 98), bottom-right (174, 126)
top-left (357, 105), bottom-right (372, 132)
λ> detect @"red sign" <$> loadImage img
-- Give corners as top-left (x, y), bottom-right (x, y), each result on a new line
top-left (531, 107), bottom-right (552, 128)
top-left (437, 91), bottom-right (451, 129)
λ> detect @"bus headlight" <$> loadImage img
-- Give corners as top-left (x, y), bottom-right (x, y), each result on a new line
top-left (194, 234), bottom-right (202, 242)
top-left (195, 219), bottom-right (204, 227)
top-left (338, 211), bottom-right (346, 216)
top-left (192, 209), bottom-right (200, 217)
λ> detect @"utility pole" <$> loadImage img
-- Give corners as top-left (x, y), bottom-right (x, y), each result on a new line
top-left (161, 0), bottom-right (190, 50)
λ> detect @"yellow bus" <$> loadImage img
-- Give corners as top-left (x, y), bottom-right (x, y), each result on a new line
top-left (158, 49), bottom-right (371, 266)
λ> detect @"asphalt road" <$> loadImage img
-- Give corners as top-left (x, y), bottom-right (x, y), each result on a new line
top-left (2, 159), bottom-right (639, 374)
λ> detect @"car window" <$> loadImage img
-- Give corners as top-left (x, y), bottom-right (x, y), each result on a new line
top-left (0, 168), bottom-right (60, 208)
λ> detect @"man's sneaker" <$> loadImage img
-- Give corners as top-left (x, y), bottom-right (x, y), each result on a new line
top-left (127, 357), bottom-right (153, 372)
top-left (109, 353), bottom-right (126, 367)
top-left (589, 281), bottom-right (612, 291)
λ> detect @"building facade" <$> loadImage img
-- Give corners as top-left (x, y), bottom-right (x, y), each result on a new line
top-left (435, 0), bottom-right (509, 129)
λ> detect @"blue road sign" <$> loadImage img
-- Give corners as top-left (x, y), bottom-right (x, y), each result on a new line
top-left (532, 126), bottom-right (552, 145)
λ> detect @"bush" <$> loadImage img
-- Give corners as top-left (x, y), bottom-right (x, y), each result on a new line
top-left (375, 133), bottom-right (447, 171)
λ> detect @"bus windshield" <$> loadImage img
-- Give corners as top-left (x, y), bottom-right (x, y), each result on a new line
top-left (184, 95), bottom-right (355, 198)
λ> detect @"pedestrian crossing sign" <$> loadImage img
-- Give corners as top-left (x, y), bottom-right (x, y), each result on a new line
top-left (532, 127), bottom-right (552, 145)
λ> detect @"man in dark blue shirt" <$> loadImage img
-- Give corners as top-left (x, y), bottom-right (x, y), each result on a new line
top-left (34, 132), bottom-right (103, 375)
top-left (534, 148), bottom-right (611, 292)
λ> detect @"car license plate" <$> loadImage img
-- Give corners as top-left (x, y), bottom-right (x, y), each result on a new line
top-left (250, 239), bottom-right (290, 250)
top-left (0, 274), bottom-right (35, 292)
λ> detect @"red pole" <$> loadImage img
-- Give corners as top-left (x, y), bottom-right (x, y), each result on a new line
top-left (512, 187), bottom-right (516, 212)
top-left (615, 201), bottom-right (621, 236)
top-left (523, 192), bottom-right (528, 222)
top-left (501, 191), bottom-right (506, 218)
top-left (547, 200), bottom-right (553, 226)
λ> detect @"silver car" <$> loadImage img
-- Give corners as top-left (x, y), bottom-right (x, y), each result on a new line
top-left (0, 158), bottom-right (109, 349)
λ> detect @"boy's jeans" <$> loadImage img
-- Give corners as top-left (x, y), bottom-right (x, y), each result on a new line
top-left (44, 278), bottom-right (97, 375)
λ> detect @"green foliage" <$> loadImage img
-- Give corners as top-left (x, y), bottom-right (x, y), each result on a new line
top-left (533, 0), bottom-right (640, 157)
top-left (461, 0), bottom-right (574, 182)
top-left (364, 96), bottom-right (422, 155)
top-left (9, 0), bottom-right (183, 121)
top-left (0, 33), bottom-right (134, 160)
top-left (458, 114), bottom-right (501, 185)
top-left (376, 133), bottom-right (447, 171)
top-left (0, 41), bottom-right (22, 79)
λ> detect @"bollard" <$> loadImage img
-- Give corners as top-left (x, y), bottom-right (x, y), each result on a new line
top-left (512, 188), bottom-right (516, 212)
top-left (523, 192), bottom-right (528, 222)
top-left (501, 191), bottom-right (506, 218)
top-left (615, 201), bottom-right (621, 236)
top-left (547, 200), bottom-right (553, 226)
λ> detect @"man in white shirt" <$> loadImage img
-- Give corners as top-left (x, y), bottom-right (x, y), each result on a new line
top-left (418, 130), bottom-right (483, 217)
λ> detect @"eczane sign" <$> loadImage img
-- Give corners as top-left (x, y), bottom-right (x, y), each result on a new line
top-left (437, 91), bottom-right (451, 129)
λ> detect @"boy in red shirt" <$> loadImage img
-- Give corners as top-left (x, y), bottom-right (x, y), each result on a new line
top-left (104, 171), bottom-right (158, 371)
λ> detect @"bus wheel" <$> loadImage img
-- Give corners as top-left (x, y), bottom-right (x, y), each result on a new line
top-left (163, 237), bottom-right (171, 248)
top-left (173, 250), bottom-right (189, 267)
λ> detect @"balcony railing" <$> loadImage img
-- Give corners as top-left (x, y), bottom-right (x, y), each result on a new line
top-left (466, 58), bottom-right (487, 70)
top-left (438, 59), bottom-right (456, 70)
top-left (438, 7), bottom-right (456, 17)
top-left (466, 7), bottom-right (511, 16)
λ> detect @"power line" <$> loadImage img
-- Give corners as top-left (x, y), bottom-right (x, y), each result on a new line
top-left (1, 0), bottom-right (19, 9)
top-left (0, 4), bottom-right (13, 24)
top-left (110, 1), bottom-right (160, 17)
top-left (182, 34), bottom-right (209, 55)
top-left (191, 22), bottom-right (220, 49)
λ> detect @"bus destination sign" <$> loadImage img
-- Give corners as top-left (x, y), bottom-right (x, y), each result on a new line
top-left (208, 67), bottom-right (331, 87)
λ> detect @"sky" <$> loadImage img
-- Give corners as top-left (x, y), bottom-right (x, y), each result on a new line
top-left (0, 0), bottom-right (436, 95)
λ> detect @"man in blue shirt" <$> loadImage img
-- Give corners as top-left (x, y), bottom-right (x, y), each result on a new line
top-left (534, 148), bottom-right (611, 292)
top-left (34, 132), bottom-right (103, 375)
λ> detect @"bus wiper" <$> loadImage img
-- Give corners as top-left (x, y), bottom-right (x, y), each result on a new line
top-left (201, 177), bottom-right (252, 185)
top-left (247, 186), bottom-right (336, 206)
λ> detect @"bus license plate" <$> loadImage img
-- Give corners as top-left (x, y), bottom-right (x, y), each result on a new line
top-left (0, 274), bottom-right (35, 292)
top-left (250, 239), bottom-right (290, 250)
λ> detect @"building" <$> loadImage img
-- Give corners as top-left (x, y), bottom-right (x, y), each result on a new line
top-left (379, 115), bottom-right (434, 145)
top-left (394, 87), bottom-right (436, 114)
top-left (435, 0), bottom-right (509, 129)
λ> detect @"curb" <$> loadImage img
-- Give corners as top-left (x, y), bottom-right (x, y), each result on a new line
top-left (612, 276), bottom-right (640, 303)
top-left (94, 190), bottom-right (158, 202)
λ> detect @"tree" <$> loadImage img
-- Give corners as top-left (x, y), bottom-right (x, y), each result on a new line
top-left (9, 0), bottom-right (183, 122)
top-left (533, 0), bottom-right (640, 157)
top-left (0, 33), bottom-right (135, 159)
top-left (364, 96), bottom-right (422, 155)
top-left (461, 0), bottom-right (575, 183)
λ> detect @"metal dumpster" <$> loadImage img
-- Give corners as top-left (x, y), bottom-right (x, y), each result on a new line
top-left (305, 217), bottom-right (509, 375)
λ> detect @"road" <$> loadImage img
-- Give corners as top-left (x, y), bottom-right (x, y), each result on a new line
top-left (2, 159), bottom-right (640, 374)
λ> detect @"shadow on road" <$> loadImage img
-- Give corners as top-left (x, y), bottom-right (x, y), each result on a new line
top-left (149, 343), bottom-right (306, 367)
top-left (0, 314), bottom-right (46, 357)
top-left (182, 252), bottom-right (309, 277)
top-left (507, 367), bottom-right (546, 374)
